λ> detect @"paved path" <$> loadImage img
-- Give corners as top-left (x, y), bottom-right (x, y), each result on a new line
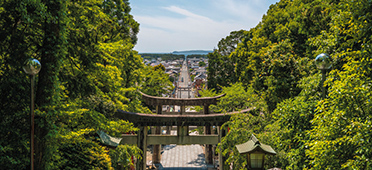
top-left (159, 144), bottom-right (206, 169)
top-left (159, 60), bottom-right (206, 170)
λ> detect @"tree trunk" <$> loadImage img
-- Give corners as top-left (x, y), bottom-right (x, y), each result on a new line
top-left (34, 0), bottom-right (65, 169)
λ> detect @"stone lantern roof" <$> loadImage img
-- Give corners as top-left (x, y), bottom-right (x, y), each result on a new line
top-left (236, 134), bottom-right (277, 155)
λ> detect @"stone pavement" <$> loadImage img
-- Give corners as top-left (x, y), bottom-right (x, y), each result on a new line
top-left (159, 144), bottom-right (207, 169)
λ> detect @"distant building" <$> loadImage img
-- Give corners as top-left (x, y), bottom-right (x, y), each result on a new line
top-left (193, 72), bottom-right (207, 97)
top-left (165, 66), bottom-right (180, 72)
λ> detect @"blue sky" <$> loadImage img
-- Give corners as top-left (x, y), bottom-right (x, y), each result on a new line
top-left (129, 0), bottom-right (280, 53)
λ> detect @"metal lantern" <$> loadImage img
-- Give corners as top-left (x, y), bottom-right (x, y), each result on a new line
top-left (315, 53), bottom-right (332, 70)
top-left (23, 58), bottom-right (41, 75)
top-left (315, 53), bottom-right (332, 98)
top-left (23, 58), bottom-right (41, 170)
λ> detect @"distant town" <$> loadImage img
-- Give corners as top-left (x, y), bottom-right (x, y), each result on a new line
top-left (140, 51), bottom-right (210, 97)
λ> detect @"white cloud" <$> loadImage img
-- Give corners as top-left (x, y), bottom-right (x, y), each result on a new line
top-left (132, 1), bottom-right (279, 53)
top-left (134, 6), bottom-right (246, 52)
top-left (211, 0), bottom-right (273, 22)
top-left (163, 6), bottom-right (211, 21)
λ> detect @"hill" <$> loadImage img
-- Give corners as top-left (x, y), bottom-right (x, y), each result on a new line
top-left (172, 50), bottom-right (213, 56)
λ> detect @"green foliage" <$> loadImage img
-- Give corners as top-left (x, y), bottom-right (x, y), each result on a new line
top-left (50, 134), bottom-right (113, 170)
top-left (218, 83), bottom-right (266, 113)
top-left (219, 113), bottom-right (264, 169)
top-left (110, 145), bottom-right (142, 169)
top-left (207, 50), bottom-right (236, 91)
top-left (140, 65), bottom-right (173, 96)
top-left (259, 39), bottom-right (305, 111)
top-left (304, 0), bottom-right (372, 169)
top-left (198, 88), bottom-right (218, 97)
top-left (208, 0), bottom-right (336, 112)
top-left (210, 0), bottom-right (372, 169)
top-left (140, 53), bottom-right (184, 61)
top-left (189, 74), bottom-right (195, 82)
top-left (2, 0), bottom-right (372, 169)
top-left (218, 30), bottom-right (247, 56)
top-left (0, 0), bottom-right (67, 168)
top-left (42, 98), bottom-right (140, 169)
top-left (307, 53), bottom-right (372, 169)
top-left (200, 83), bottom-right (270, 168)
top-left (272, 78), bottom-right (319, 169)
top-left (198, 61), bottom-right (206, 67)
top-left (153, 63), bottom-right (165, 71)
top-left (0, 0), bottom-right (148, 169)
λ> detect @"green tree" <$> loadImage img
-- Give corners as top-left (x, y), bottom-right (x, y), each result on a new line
top-left (51, 133), bottom-right (113, 170)
top-left (207, 30), bottom-right (249, 91)
top-left (153, 63), bottom-right (165, 71)
top-left (207, 50), bottom-right (235, 91)
top-left (306, 0), bottom-right (372, 168)
top-left (0, 0), bottom-right (68, 168)
top-left (271, 74), bottom-right (321, 169)
top-left (208, 0), bottom-right (372, 169)
top-left (259, 40), bottom-right (305, 112)
top-left (217, 30), bottom-right (247, 56)
top-left (110, 145), bottom-right (142, 169)
top-left (212, 84), bottom-right (269, 169)
top-left (307, 53), bottom-right (372, 169)
top-left (217, 83), bottom-right (266, 113)
top-left (198, 61), bottom-right (206, 67)
top-left (0, 0), bottom-right (146, 169)
top-left (140, 66), bottom-right (173, 96)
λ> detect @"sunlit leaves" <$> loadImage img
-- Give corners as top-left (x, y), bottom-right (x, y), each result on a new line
top-left (213, 0), bottom-right (372, 169)
top-left (219, 113), bottom-right (263, 169)
top-left (1, 0), bottom-right (144, 168)
top-left (140, 66), bottom-right (173, 97)
top-left (207, 50), bottom-right (236, 91)
top-left (209, 83), bottom-right (268, 169)
top-left (307, 54), bottom-right (372, 168)
top-left (50, 135), bottom-right (113, 170)
top-left (218, 83), bottom-right (266, 113)
top-left (305, 0), bottom-right (372, 168)
top-left (110, 145), bottom-right (142, 169)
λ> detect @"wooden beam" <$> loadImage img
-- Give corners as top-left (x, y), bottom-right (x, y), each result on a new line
top-left (115, 110), bottom-right (237, 126)
top-left (120, 134), bottom-right (220, 145)
top-left (140, 91), bottom-right (226, 106)
top-left (147, 135), bottom-right (219, 145)
top-left (162, 111), bottom-right (204, 115)
top-left (119, 135), bottom-right (137, 145)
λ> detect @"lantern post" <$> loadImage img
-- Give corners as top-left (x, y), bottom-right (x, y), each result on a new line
top-left (23, 58), bottom-right (41, 170)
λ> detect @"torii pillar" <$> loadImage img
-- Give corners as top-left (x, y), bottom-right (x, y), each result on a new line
top-left (204, 103), bottom-right (213, 164)
top-left (152, 104), bottom-right (162, 164)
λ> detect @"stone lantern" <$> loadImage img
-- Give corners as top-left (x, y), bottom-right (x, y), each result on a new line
top-left (236, 134), bottom-right (276, 170)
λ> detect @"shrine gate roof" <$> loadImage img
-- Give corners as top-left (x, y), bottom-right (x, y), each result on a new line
top-left (140, 91), bottom-right (226, 106)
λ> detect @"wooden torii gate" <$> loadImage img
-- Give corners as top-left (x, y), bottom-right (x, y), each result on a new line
top-left (112, 92), bottom-right (249, 169)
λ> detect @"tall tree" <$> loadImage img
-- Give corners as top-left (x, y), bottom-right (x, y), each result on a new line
top-left (212, 0), bottom-right (372, 169)
top-left (207, 50), bottom-right (235, 91)
top-left (34, 0), bottom-right (67, 168)
top-left (0, 0), bottom-right (48, 168)
top-left (140, 65), bottom-right (173, 97)
top-left (0, 0), bottom-right (145, 169)
top-left (306, 0), bottom-right (372, 168)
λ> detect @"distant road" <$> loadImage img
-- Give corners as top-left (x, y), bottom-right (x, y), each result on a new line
top-left (178, 61), bottom-right (194, 98)
top-left (159, 60), bottom-right (207, 170)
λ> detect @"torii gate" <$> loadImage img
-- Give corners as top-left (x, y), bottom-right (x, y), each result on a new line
top-left (111, 92), bottom-right (250, 169)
